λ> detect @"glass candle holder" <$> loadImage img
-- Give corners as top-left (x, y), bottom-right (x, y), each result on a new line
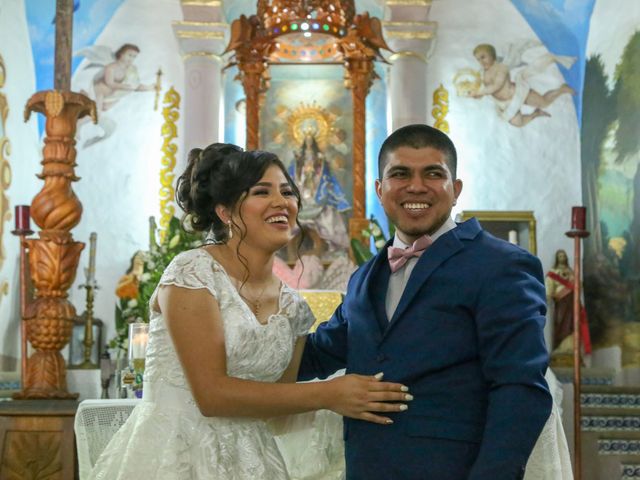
top-left (128, 322), bottom-right (149, 373)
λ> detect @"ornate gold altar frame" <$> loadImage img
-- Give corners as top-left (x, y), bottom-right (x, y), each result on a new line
top-left (0, 54), bottom-right (10, 293)
top-left (0, 55), bottom-right (10, 273)
top-left (224, 2), bottom-right (391, 241)
top-left (0, 53), bottom-right (19, 395)
top-left (457, 210), bottom-right (537, 255)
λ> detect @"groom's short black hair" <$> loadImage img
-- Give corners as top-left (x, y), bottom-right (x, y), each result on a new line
top-left (378, 124), bottom-right (458, 179)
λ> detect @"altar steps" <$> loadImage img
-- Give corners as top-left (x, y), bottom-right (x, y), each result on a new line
top-left (580, 386), bottom-right (640, 480)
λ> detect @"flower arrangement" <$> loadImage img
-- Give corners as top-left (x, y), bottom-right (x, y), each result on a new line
top-left (350, 216), bottom-right (395, 266)
top-left (111, 216), bottom-right (203, 353)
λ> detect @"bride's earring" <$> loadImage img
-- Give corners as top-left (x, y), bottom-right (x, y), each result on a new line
top-left (227, 221), bottom-right (233, 240)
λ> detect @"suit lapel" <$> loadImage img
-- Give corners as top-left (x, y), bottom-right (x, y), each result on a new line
top-left (383, 219), bottom-right (481, 339)
top-left (362, 242), bottom-right (393, 335)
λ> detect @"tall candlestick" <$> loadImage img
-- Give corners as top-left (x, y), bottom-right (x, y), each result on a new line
top-left (87, 232), bottom-right (97, 283)
top-left (571, 206), bottom-right (586, 231)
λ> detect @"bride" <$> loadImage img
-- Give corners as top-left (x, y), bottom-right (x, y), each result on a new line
top-left (89, 143), bottom-right (410, 479)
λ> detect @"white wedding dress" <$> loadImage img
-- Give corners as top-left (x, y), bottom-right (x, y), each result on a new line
top-left (89, 249), bottom-right (315, 480)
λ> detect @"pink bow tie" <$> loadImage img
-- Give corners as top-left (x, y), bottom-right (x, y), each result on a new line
top-left (387, 235), bottom-right (432, 273)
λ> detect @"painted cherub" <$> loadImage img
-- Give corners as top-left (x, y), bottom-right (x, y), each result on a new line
top-left (74, 43), bottom-right (155, 147)
top-left (470, 42), bottom-right (575, 127)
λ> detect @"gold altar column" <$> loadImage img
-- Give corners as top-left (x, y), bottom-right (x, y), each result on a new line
top-left (15, 0), bottom-right (96, 399)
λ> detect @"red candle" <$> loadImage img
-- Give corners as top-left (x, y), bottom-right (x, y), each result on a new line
top-left (571, 206), bottom-right (586, 230)
top-left (15, 205), bottom-right (31, 232)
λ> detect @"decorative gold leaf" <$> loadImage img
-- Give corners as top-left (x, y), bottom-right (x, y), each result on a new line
top-left (44, 90), bottom-right (64, 118)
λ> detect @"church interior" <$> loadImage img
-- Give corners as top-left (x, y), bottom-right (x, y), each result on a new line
top-left (1, 0), bottom-right (639, 478)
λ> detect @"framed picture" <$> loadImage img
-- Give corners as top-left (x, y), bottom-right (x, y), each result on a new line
top-left (456, 210), bottom-right (537, 255)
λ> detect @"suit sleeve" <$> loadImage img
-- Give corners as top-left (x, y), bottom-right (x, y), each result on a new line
top-left (468, 251), bottom-right (553, 480)
top-left (297, 298), bottom-right (350, 381)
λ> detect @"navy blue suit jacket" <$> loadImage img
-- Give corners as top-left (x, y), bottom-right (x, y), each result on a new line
top-left (299, 218), bottom-right (552, 480)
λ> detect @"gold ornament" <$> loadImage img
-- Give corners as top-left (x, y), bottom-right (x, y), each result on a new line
top-left (158, 87), bottom-right (181, 243)
top-left (452, 68), bottom-right (481, 98)
top-left (285, 101), bottom-right (336, 150)
top-left (44, 90), bottom-right (65, 118)
top-left (431, 83), bottom-right (450, 134)
top-left (0, 54), bottom-right (11, 270)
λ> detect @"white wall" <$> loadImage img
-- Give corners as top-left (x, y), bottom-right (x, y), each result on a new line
top-left (0, 0), bottom-right (41, 374)
top-left (429, 0), bottom-right (582, 274)
top-left (68, 0), bottom-right (184, 345)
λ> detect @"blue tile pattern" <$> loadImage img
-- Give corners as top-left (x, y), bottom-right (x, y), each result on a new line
top-left (582, 393), bottom-right (640, 409)
top-left (582, 416), bottom-right (640, 431)
top-left (622, 463), bottom-right (640, 479)
top-left (599, 440), bottom-right (640, 455)
top-left (556, 373), bottom-right (614, 385)
top-left (0, 380), bottom-right (20, 391)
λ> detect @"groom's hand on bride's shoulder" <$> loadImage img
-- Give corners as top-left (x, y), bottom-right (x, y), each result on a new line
top-left (322, 372), bottom-right (412, 425)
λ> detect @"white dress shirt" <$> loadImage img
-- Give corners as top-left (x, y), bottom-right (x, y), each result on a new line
top-left (385, 217), bottom-right (457, 321)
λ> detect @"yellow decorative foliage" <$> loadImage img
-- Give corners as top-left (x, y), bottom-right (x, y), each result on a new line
top-left (0, 54), bottom-right (11, 271)
top-left (159, 87), bottom-right (181, 243)
top-left (432, 83), bottom-right (450, 134)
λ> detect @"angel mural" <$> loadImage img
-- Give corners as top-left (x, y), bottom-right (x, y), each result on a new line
top-left (74, 43), bottom-right (158, 147)
top-left (455, 41), bottom-right (575, 127)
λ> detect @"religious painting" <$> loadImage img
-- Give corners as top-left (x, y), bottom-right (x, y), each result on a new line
top-left (581, 10), bottom-right (640, 365)
top-left (261, 65), bottom-right (353, 271)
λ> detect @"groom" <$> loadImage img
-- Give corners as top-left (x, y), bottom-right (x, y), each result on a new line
top-left (298, 124), bottom-right (552, 480)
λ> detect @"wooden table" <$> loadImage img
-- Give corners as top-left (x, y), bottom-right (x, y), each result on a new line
top-left (0, 399), bottom-right (78, 480)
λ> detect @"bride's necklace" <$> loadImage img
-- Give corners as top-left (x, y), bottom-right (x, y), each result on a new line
top-left (231, 278), bottom-right (270, 316)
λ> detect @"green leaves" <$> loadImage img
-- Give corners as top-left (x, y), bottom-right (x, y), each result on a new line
top-left (350, 215), bottom-right (393, 266)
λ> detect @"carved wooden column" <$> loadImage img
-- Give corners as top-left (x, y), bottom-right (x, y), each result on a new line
top-left (337, 11), bottom-right (390, 243)
top-left (17, 91), bottom-right (96, 399)
top-left (223, 15), bottom-right (270, 151)
top-left (240, 60), bottom-right (267, 150)
top-left (345, 57), bottom-right (375, 241)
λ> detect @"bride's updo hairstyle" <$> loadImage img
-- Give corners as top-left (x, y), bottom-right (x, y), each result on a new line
top-left (176, 142), bottom-right (301, 243)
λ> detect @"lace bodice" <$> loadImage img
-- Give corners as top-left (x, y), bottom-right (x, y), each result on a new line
top-left (89, 249), bottom-right (315, 480)
top-left (145, 249), bottom-right (314, 390)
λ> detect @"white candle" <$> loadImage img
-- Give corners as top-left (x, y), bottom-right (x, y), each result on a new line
top-left (131, 331), bottom-right (149, 359)
top-left (87, 232), bottom-right (97, 283)
top-left (508, 230), bottom-right (518, 245)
